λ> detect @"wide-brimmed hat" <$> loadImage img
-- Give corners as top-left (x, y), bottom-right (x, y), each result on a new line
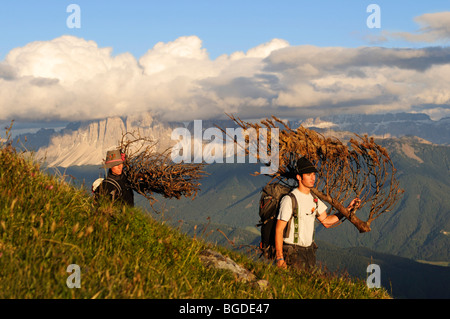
top-left (296, 157), bottom-right (318, 175)
top-left (103, 149), bottom-right (124, 169)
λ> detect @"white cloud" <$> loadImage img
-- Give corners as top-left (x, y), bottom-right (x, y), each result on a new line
top-left (139, 36), bottom-right (211, 78)
top-left (1, 33), bottom-right (450, 123)
top-left (373, 12), bottom-right (450, 44)
top-left (5, 36), bottom-right (139, 85)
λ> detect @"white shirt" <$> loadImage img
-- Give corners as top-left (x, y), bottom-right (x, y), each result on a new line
top-left (277, 188), bottom-right (328, 247)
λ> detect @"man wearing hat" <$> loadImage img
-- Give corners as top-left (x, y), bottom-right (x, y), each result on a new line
top-left (96, 149), bottom-right (135, 207)
top-left (274, 157), bottom-right (360, 270)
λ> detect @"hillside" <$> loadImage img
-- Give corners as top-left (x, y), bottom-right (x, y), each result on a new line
top-left (157, 219), bottom-right (450, 299)
top-left (0, 138), bottom-right (389, 300)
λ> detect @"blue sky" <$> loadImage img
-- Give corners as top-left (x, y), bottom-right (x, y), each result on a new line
top-left (0, 1), bottom-right (450, 126)
top-left (1, 0), bottom-right (448, 60)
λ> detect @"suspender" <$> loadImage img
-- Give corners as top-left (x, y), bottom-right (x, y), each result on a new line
top-left (285, 192), bottom-right (319, 244)
top-left (283, 193), bottom-right (298, 242)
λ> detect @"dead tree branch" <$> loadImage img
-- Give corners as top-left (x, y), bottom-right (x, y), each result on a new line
top-left (118, 131), bottom-right (208, 206)
top-left (218, 114), bottom-right (404, 233)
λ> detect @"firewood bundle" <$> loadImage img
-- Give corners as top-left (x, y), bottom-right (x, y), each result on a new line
top-left (119, 132), bottom-right (207, 204)
top-left (218, 114), bottom-right (404, 233)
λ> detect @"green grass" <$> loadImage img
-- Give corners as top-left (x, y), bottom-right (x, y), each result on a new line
top-left (0, 142), bottom-right (390, 299)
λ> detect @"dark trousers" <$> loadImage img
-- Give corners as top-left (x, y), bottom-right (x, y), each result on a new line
top-left (283, 242), bottom-right (318, 271)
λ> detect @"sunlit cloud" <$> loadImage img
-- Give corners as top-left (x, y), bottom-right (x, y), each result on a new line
top-left (1, 29), bottom-right (450, 123)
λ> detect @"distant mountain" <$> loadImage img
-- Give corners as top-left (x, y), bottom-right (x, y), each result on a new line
top-left (16, 112), bottom-right (181, 167)
top-left (14, 111), bottom-right (449, 168)
top-left (300, 113), bottom-right (450, 145)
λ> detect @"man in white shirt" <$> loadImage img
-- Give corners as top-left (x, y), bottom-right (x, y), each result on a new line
top-left (275, 157), bottom-right (360, 270)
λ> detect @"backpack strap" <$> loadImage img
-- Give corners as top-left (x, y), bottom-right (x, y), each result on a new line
top-left (283, 193), bottom-right (298, 242)
top-left (285, 192), bottom-right (320, 244)
top-left (103, 177), bottom-right (123, 199)
top-left (289, 193), bottom-right (300, 244)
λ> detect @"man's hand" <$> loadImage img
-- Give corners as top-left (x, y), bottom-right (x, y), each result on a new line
top-left (347, 198), bottom-right (361, 212)
top-left (276, 258), bottom-right (287, 269)
top-left (275, 220), bottom-right (288, 268)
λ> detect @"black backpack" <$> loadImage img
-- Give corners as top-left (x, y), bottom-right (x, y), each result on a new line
top-left (257, 182), bottom-right (320, 260)
top-left (92, 177), bottom-right (122, 202)
top-left (257, 183), bottom-right (297, 260)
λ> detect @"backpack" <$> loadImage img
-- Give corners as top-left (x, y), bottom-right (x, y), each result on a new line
top-left (92, 177), bottom-right (122, 201)
top-left (257, 182), bottom-right (320, 260)
top-left (257, 183), bottom-right (297, 260)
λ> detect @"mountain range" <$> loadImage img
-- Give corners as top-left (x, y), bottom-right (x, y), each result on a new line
top-left (15, 112), bottom-right (180, 167)
top-left (301, 113), bottom-right (450, 145)
top-left (12, 111), bottom-right (450, 168)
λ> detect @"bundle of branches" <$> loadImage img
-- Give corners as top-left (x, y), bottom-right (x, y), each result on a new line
top-left (119, 131), bottom-right (208, 204)
top-left (219, 114), bottom-right (404, 233)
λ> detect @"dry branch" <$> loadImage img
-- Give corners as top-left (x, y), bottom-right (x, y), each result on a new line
top-left (218, 114), bottom-right (404, 233)
top-left (118, 131), bottom-right (208, 205)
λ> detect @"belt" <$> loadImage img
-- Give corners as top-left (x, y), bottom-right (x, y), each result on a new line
top-left (283, 242), bottom-right (318, 250)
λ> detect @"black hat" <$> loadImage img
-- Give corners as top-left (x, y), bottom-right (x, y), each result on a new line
top-left (296, 157), bottom-right (318, 175)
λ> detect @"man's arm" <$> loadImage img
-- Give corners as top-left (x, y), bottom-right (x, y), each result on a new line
top-left (317, 211), bottom-right (342, 228)
top-left (317, 198), bottom-right (361, 228)
top-left (275, 219), bottom-right (288, 268)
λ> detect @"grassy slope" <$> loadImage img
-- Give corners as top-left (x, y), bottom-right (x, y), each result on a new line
top-left (0, 146), bottom-right (389, 299)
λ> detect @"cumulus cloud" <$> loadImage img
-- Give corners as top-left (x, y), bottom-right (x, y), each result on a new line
top-left (394, 12), bottom-right (450, 43)
top-left (0, 35), bottom-right (291, 122)
top-left (372, 12), bottom-right (450, 44)
top-left (1, 32), bottom-right (450, 123)
top-left (262, 45), bottom-right (450, 118)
